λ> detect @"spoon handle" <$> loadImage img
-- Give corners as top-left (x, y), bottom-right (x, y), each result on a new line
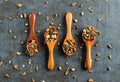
top-left (66, 12), bottom-right (72, 37)
top-left (29, 12), bottom-right (36, 36)
top-left (48, 47), bottom-right (54, 70)
top-left (85, 46), bottom-right (92, 70)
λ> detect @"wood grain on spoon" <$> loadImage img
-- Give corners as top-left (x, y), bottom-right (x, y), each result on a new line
top-left (62, 12), bottom-right (77, 56)
top-left (26, 12), bottom-right (40, 56)
top-left (44, 26), bottom-right (58, 70)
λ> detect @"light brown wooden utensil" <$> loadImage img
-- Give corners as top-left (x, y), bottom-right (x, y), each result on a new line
top-left (82, 26), bottom-right (96, 70)
top-left (44, 26), bottom-right (58, 70)
top-left (62, 12), bottom-right (77, 56)
top-left (26, 12), bottom-right (40, 56)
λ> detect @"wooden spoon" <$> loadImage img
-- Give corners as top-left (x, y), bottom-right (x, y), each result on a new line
top-left (62, 12), bottom-right (77, 56)
top-left (82, 26), bottom-right (96, 70)
top-left (26, 12), bottom-right (40, 56)
top-left (44, 26), bottom-right (58, 70)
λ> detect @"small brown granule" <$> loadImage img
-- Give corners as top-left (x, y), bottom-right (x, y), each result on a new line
top-left (94, 41), bottom-right (100, 47)
top-left (32, 78), bottom-right (35, 82)
top-left (65, 62), bottom-right (68, 65)
top-left (16, 52), bottom-right (21, 56)
top-left (73, 75), bottom-right (77, 79)
top-left (13, 35), bottom-right (17, 39)
top-left (57, 42), bottom-right (60, 46)
top-left (71, 2), bottom-right (76, 6)
top-left (73, 25), bottom-right (79, 29)
top-left (88, 78), bottom-right (94, 82)
top-left (108, 55), bottom-right (112, 59)
top-left (37, 12), bottom-right (42, 15)
top-left (8, 60), bottom-right (12, 64)
top-left (57, 27), bottom-right (61, 30)
top-left (50, 22), bottom-right (55, 26)
top-left (73, 19), bottom-right (78, 23)
top-left (20, 14), bottom-right (23, 18)
top-left (107, 67), bottom-right (111, 71)
top-left (107, 44), bottom-right (112, 49)
top-left (25, 23), bottom-right (28, 26)
top-left (95, 58), bottom-right (100, 61)
top-left (21, 72), bottom-right (27, 76)
top-left (20, 40), bottom-right (24, 45)
top-left (24, 30), bottom-right (28, 33)
top-left (8, 29), bottom-right (12, 33)
top-left (5, 74), bottom-right (10, 78)
top-left (45, 1), bottom-right (48, 4)
top-left (8, 17), bottom-right (12, 20)
top-left (37, 30), bottom-right (41, 34)
top-left (87, 7), bottom-right (93, 12)
top-left (17, 4), bottom-right (22, 8)
top-left (54, 14), bottom-right (58, 17)
top-left (22, 64), bottom-right (26, 68)
top-left (13, 64), bottom-right (19, 70)
top-left (70, 67), bottom-right (75, 72)
top-left (78, 56), bottom-right (82, 61)
top-left (88, 70), bottom-right (93, 73)
top-left (96, 53), bottom-right (101, 56)
top-left (80, 11), bottom-right (84, 16)
top-left (80, 43), bottom-right (84, 49)
top-left (35, 66), bottom-right (39, 71)
top-left (64, 68), bottom-right (69, 76)
top-left (46, 16), bottom-right (49, 21)
top-left (4, 0), bottom-right (8, 2)
top-left (23, 13), bottom-right (27, 18)
top-left (79, 3), bottom-right (84, 8)
top-left (0, 20), bottom-right (2, 23)
top-left (58, 66), bottom-right (62, 71)
top-left (97, 17), bottom-right (103, 22)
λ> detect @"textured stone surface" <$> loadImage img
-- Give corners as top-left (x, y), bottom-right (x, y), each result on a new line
top-left (0, 0), bottom-right (120, 82)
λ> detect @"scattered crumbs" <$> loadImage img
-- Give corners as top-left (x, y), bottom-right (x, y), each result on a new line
top-left (54, 14), bottom-right (59, 18)
top-left (37, 12), bottom-right (42, 15)
top-left (17, 4), bottom-right (22, 8)
top-left (16, 52), bottom-right (21, 56)
top-left (88, 78), bottom-right (94, 82)
top-left (13, 64), bottom-right (19, 70)
top-left (24, 30), bottom-right (28, 33)
top-left (108, 55), bottom-right (112, 59)
top-left (71, 2), bottom-right (76, 6)
top-left (57, 42), bottom-right (60, 46)
top-left (0, 61), bottom-right (3, 66)
top-left (49, 22), bottom-right (55, 26)
top-left (20, 14), bottom-right (23, 19)
top-left (8, 17), bottom-right (12, 20)
top-left (80, 43), bottom-right (84, 49)
top-left (107, 67), bottom-right (111, 71)
top-left (94, 41), bottom-right (100, 47)
top-left (20, 40), bottom-right (24, 45)
top-left (97, 17), bottom-right (103, 22)
top-left (107, 44), bottom-right (112, 49)
top-left (37, 30), bottom-right (41, 34)
top-left (87, 7), bottom-right (94, 12)
top-left (5, 73), bottom-right (10, 78)
top-left (96, 53), bottom-right (101, 56)
top-left (22, 64), bottom-right (26, 68)
top-left (64, 68), bottom-right (69, 76)
top-left (65, 62), bottom-right (68, 65)
top-left (8, 29), bottom-right (12, 33)
top-left (80, 11), bottom-right (84, 16)
top-left (32, 78), bottom-right (35, 82)
top-left (23, 13), bottom-right (27, 19)
top-left (79, 3), bottom-right (84, 8)
top-left (95, 58), bottom-right (100, 61)
top-left (44, 1), bottom-right (48, 4)
top-left (21, 72), bottom-right (27, 76)
top-left (73, 19), bottom-right (78, 23)
top-left (35, 66), bottom-right (39, 71)
top-left (57, 27), bottom-right (61, 30)
top-left (9, 60), bottom-right (12, 64)
top-left (46, 16), bottom-right (49, 21)
top-left (73, 25), bottom-right (79, 29)
top-left (88, 70), bottom-right (93, 73)
top-left (58, 66), bottom-right (62, 71)
top-left (70, 67), bottom-right (75, 72)
top-left (25, 23), bottom-right (28, 26)
top-left (28, 59), bottom-right (32, 65)
top-left (13, 35), bottom-right (17, 39)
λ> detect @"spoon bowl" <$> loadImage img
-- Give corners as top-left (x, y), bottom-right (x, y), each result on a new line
top-left (44, 26), bottom-right (58, 70)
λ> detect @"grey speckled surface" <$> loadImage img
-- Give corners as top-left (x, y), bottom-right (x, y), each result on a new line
top-left (0, 0), bottom-right (120, 82)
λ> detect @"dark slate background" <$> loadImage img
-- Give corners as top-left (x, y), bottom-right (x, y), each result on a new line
top-left (0, 0), bottom-right (120, 82)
